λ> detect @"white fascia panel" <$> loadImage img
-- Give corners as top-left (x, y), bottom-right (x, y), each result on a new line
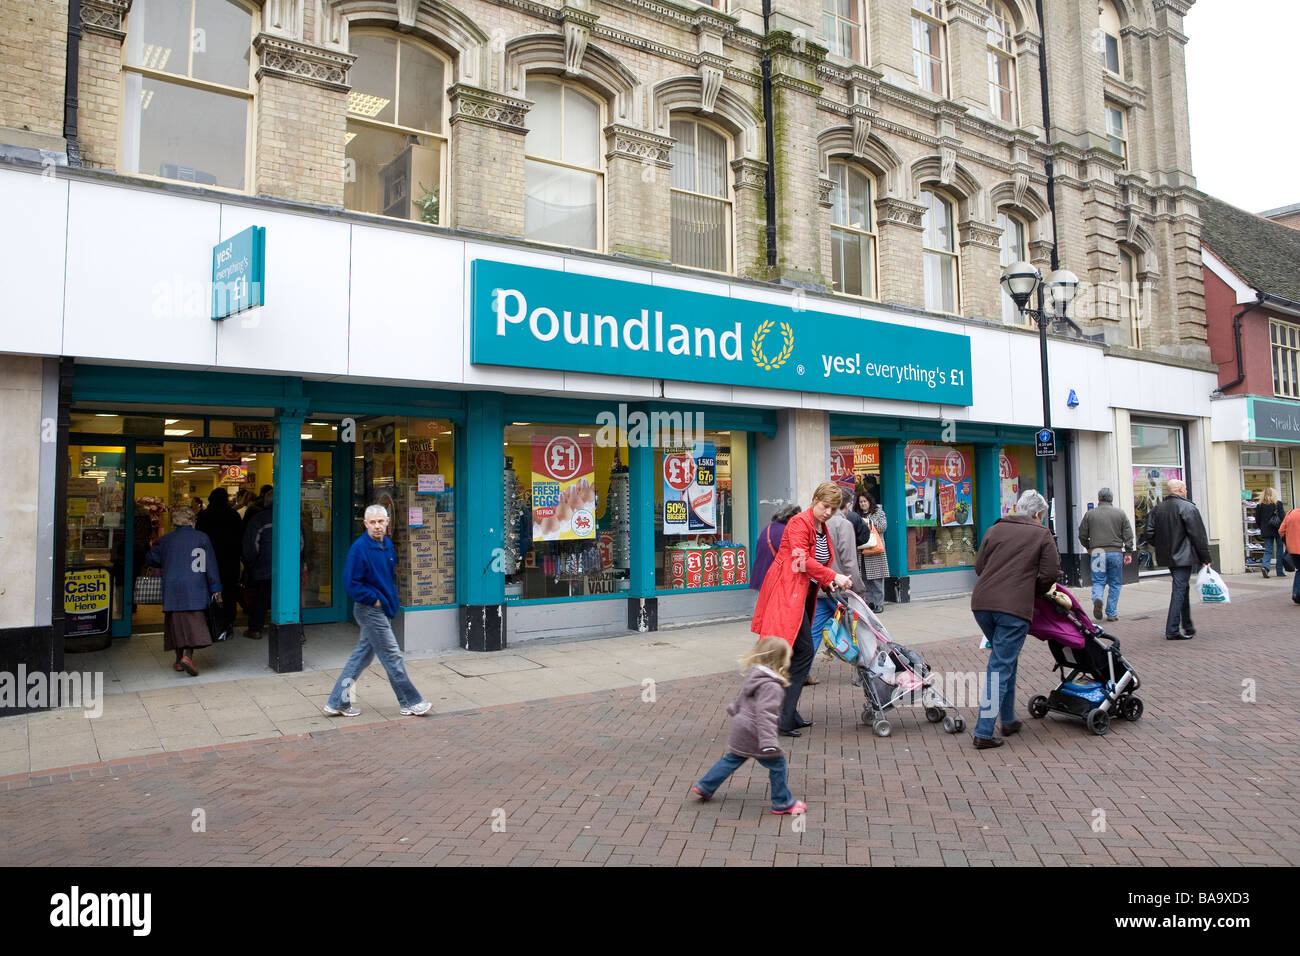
top-left (0, 167), bottom-right (67, 356)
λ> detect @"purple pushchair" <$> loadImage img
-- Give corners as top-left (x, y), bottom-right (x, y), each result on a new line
top-left (1025, 585), bottom-right (1143, 736)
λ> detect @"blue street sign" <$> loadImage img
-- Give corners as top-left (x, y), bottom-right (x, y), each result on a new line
top-left (1036, 428), bottom-right (1056, 457)
top-left (211, 226), bottom-right (265, 320)
top-left (1066, 389), bottom-right (1079, 408)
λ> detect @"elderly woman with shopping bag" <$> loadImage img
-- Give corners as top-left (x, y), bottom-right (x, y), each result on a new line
top-left (751, 482), bottom-right (853, 737)
top-left (144, 506), bottom-right (222, 676)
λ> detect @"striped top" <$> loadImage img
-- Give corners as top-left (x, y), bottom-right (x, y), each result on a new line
top-left (814, 529), bottom-right (830, 567)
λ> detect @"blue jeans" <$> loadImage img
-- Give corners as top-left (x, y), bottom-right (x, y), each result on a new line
top-left (973, 610), bottom-right (1029, 739)
top-left (1165, 566), bottom-right (1195, 638)
top-left (1090, 551), bottom-right (1124, 618)
top-left (696, 752), bottom-right (795, 811)
top-left (1262, 536), bottom-right (1288, 576)
top-left (326, 604), bottom-right (423, 710)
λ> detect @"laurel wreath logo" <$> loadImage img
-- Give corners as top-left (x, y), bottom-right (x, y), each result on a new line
top-left (750, 320), bottom-right (795, 370)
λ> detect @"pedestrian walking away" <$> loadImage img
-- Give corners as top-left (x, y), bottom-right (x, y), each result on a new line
top-left (751, 482), bottom-right (853, 737)
top-left (1277, 506), bottom-right (1300, 605)
top-left (1255, 488), bottom-right (1288, 579)
top-left (854, 490), bottom-right (890, 613)
top-left (1143, 478), bottom-right (1212, 640)
top-left (143, 506), bottom-right (222, 676)
top-left (1077, 487), bottom-right (1133, 622)
top-left (195, 487), bottom-right (242, 639)
top-left (324, 505), bottom-right (432, 718)
top-left (750, 504), bottom-right (800, 592)
top-left (969, 490), bottom-right (1060, 750)
top-left (691, 636), bottom-right (806, 815)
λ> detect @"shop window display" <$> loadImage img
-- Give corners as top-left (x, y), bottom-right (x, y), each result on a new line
top-left (354, 417), bottom-right (456, 607)
top-left (904, 441), bottom-right (976, 570)
top-left (998, 445), bottom-right (1038, 516)
top-left (505, 423), bottom-right (631, 600)
top-left (1130, 422), bottom-right (1183, 572)
top-left (655, 430), bottom-right (750, 589)
top-left (831, 439), bottom-right (881, 504)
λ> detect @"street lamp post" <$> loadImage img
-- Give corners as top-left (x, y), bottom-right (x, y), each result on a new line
top-left (1000, 261), bottom-right (1078, 538)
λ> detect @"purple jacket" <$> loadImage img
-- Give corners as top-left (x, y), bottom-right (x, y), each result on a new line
top-left (750, 520), bottom-right (786, 590)
top-left (725, 666), bottom-right (785, 758)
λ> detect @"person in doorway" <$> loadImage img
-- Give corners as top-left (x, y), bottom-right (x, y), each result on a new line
top-left (144, 506), bottom-right (222, 676)
top-left (240, 487), bottom-right (302, 638)
top-left (323, 505), bottom-right (432, 718)
top-left (1278, 506), bottom-right (1300, 605)
top-left (855, 490), bottom-right (889, 614)
top-left (969, 490), bottom-right (1060, 750)
top-left (241, 484), bottom-right (274, 534)
top-left (196, 487), bottom-right (243, 639)
top-left (1077, 487), bottom-right (1134, 621)
top-left (1256, 488), bottom-right (1288, 579)
top-left (751, 504), bottom-right (800, 592)
top-left (751, 482), bottom-right (852, 737)
top-left (1143, 478), bottom-right (1212, 641)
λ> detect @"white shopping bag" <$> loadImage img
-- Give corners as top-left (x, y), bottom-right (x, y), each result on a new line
top-left (1197, 566), bottom-right (1230, 604)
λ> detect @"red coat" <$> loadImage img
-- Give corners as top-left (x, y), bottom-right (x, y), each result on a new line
top-left (751, 508), bottom-right (838, 645)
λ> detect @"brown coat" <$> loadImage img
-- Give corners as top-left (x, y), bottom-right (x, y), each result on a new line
top-left (971, 515), bottom-right (1061, 622)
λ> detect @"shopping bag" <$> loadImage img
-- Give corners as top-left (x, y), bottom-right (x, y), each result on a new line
top-left (206, 596), bottom-right (229, 643)
top-left (821, 606), bottom-right (860, 663)
top-left (1197, 566), bottom-right (1230, 604)
top-left (133, 572), bottom-right (162, 605)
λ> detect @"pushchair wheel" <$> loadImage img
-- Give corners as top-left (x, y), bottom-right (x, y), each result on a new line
top-left (1028, 695), bottom-right (1049, 719)
top-left (1086, 708), bottom-right (1110, 736)
top-left (940, 715), bottom-right (956, 734)
top-left (1119, 696), bottom-right (1144, 721)
top-left (952, 715), bottom-right (966, 733)
top-left (925, 706), bottom-right (945, 723)
top-left (861, 706), bottom-right (874, 726)
top-left (873, 719), bottom-right (892, 738)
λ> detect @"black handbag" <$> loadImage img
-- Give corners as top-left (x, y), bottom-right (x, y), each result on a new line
top-left (206, 596), bottom-right (229, 642)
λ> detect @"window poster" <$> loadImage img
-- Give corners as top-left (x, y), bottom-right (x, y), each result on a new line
top-left (531, 435), bottom-right (596, 540)
top-left (905, 443), bottom-right (973, 527)
top-left (999, 453), bottom-right (1020, 517)
top-left (663, 441), bottom-right (717, 535)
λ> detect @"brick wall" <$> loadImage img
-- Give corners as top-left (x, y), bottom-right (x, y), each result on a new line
top-left (0, 0), bottom-right (67, 140)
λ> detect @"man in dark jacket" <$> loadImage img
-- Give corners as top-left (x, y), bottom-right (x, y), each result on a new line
top-left (1077, 487), bottom-right (1134, 622)
top-left (196, 487), bottom-right (242, 637)
top-left (1144, 478), bottom-right (1212, 641)
top-left (969, 490), bottom-right (1060, 750)
top-left (240, 487), bottom-right (303, 638)
top-left (323, 505), bottom-right (431, 718)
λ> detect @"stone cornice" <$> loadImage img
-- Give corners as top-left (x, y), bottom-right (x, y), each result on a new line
top-left (945, 0), bottom-right (992, 29)
top-left (771, 74), bottom-right (823, 99)
top-left (875, 197), bottom-right (925, 230)
top-left (605, 124), bottom-right (674, 168)
top-left (447, 84), bottom-right (531, 132)
top-left (958, 218), bottom-right (1002, 250)
top-left (817, 176), bottom-right (834, 208)
top-left (731, 157), bottom-right (766, 191)
top-left (253, 34), bottom-right (354, 92)
top-left (1102, 74), bottom-right (1147, 110)
top-left (81, 0), bottom-right (132, 41)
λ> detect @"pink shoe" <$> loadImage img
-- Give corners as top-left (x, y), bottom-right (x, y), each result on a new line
top-left (691, 786), bottom-right (712, 800)
top-left (773, 800), bottom-right (807, 815)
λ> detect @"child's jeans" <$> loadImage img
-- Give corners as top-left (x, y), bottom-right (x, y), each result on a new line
top-left (696, 752), bottom-right (795, 811)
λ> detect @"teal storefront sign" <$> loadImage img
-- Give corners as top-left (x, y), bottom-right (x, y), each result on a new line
top-left (211, 225), bottom-right (265, 320)
top-left (135, 454), bottom-right (165, 482)
top-left (471, 260), bottom-right (974, 405)
top-left (1250, 396), bottom-right (1300, 443)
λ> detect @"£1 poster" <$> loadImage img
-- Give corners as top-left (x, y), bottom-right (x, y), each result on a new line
top-left (663, 442), bottom-right (717, 534)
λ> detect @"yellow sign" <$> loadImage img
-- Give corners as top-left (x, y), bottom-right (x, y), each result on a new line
top-left (64, 568), bottom-right (111, 636)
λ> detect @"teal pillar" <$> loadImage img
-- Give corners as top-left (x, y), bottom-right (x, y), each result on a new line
top-left (271, 410), bottom-right (304, 627)
top-left (878, 439), bottom-right (907, 601)
top-left (461, 392), bottom-right (505, 607)
top-left (628, 432), bottom-right (655, 598)
top-left (975, 444), bottom-right (1002, 543)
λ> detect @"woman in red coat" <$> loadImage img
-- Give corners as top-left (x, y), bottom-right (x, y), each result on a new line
top-left (752, 482), bottom-right (852, 736)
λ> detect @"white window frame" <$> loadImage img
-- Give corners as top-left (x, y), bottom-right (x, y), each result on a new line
top-left (120, 0), bottom-right (256, 193)
top-left (1105, 101), bottom-right (1128, 167)
top-left (829, 160), bottom-right (878, 299)
top-left (911, 0), bottom-right (948, 97)
top-left (921, 188), bottom-right (960, 314)
top-left (344, 30), bottom-right (451, 225)
top-left (1119, 248), bottom-right (1142, 348)
top-left (823, 0), bottom-right (868, 65)
top-left (1273, 318), bottom-right (1300, 399)
top-left (669, 116), bottom-right (735, 274)
top-left (985, 0), bottom-right (1017, 124)
top-left (523, 76), bottom-right (606, 253)
top-left (1099, 0), bottom-right (1123, 76)
top-left (997, 210), bottom-right (1030, 326)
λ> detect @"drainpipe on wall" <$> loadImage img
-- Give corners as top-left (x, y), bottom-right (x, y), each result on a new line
top-left (64, 0), bottom-right (82, 166)
top-left (760, 0), bottom-right (778, 272)
top-left (1216, 294), bottom-right (1265, 394)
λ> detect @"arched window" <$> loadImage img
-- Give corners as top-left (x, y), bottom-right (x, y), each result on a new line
top-left (1099, 0), bottom-right (1123, 76)
top-left (121, 0), bottom-right (254, 189)
top-left (921, 189), bottom-right (959, 313)
top-left (911, 0), bottom-right (947, 96)
top-left (525, 77), bottom-right (603, 251)
top-left (345, 32), bottom-right (449, 223)
top-left (985, 0), bottom-right (1017, 123)
top-left (997, 210), bottom-right (1029, 325)
top-left (1119, 248), bottom-right (1142, 348)
top-left (670, 117), bottom-right (732, 272)
top-left (829, 160), bottom-right (876, 298)
top-left (823, 0), bottom-right (868, 65)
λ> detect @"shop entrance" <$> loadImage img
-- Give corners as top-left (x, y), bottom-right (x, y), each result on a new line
top-left (64, 412), bottom-right (350, 655)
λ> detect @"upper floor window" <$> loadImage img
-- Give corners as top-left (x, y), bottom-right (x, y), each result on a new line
top-left (1105, 101), bottom-right (1128, 166)
top-left (824, 0), bottom-right (867, 65)
top-left (121, 0), bottom-right (254, 190)
top-left (1099, 0), bottom-right (1123, 76)
top-left (345, 32), bottom-right (449, 224)
top-left (1119, 249), bottom-right (1142, 348)
top-left (912, 1), bottom-right (947, 96)
top-left (921, 189), bottom-right (959, 313)
top-left (997, 210), bottom-right (1029, 326)
top-left (829, 161), bottom-right (876, 298)
top-left (985, 0), bottom-right (1017, 123)
top-left (670, 118), bottom-right (732, 273)
top-left (1272, 319), bottom-right (1300, 399)
top-left (525, 78), bottom-right (603, 251)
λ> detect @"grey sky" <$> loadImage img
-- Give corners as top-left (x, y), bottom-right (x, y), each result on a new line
top-left (1184, 0), bottom-right (1299, 214)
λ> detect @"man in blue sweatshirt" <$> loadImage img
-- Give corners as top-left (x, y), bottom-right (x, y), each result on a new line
top-left (323, 505), bottom-right (431, 718)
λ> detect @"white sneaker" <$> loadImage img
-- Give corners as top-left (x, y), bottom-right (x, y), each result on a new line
top-left (323, 704), bottom-right (361, 717)
top-left (400, 701), bottom-right (433, 716)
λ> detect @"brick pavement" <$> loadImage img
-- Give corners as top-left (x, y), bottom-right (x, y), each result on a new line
top-left (1, 582), bottom-right (1297, 866)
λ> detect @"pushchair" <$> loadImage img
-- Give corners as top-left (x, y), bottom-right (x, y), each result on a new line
top-left (1026, 584), bottom-right (1143, 736)
top-left (820, 588), bottom-right (966, 738)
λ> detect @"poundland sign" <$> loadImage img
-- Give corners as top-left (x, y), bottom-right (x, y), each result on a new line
top-left (471, 260), bottom-right (974, 405)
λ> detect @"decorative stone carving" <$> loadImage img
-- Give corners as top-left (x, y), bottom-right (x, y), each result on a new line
top-left (605, 124), bottom-right (674, 168)
top-left (852, 114), bottom-right (871, 158)
top-left (817, 177), bottom-right (835, 208)
top-left (397, 0), bottom-right (420, 29)
top-left (731, 157), bottom-right (767, 191)
top-left (254, 33), bottom-right (354, 90)
top-left (875, 197), bottom-right (926, 230)
top-left (940, 146), bottom-right (957, 185)
top-left (561, 5), bottom-right (599, 76)
top-left (700, 65), bottom-right (723, 113)
top-left (448, 84), bottom-right (531, 133)
top-left (315, 0), bottom-right (347, 50)
top-left (264, 0), bottom-right (303, 41)
top-left (81, 0), bottom-right (132, 40)
top-left (1013, 169), bottom-right (1029, 208)
top-left (958, 218), bottom-right (1002, 249)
